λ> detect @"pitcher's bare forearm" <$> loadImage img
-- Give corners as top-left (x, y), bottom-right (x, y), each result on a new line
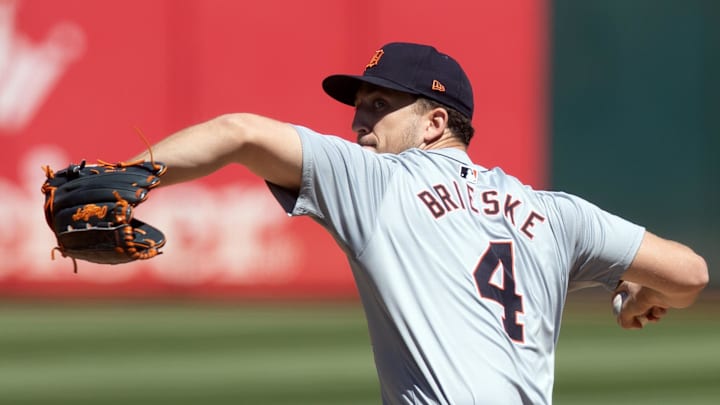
top-left (622, 231), bottom-right (708, 309)
top-left (132, 113), bottom-right (303, 190)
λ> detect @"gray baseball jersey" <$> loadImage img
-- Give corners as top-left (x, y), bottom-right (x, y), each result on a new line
top-left (268, 126), bottom-right (645, 404)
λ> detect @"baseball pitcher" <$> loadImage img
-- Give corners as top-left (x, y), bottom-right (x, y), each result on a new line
top-left (46, 42), bottom-right (708, 404)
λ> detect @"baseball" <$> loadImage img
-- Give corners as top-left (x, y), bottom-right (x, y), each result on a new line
top-left (612, 292), bottom-right (627, 316)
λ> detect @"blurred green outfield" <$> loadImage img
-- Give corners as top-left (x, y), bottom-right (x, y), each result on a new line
top-left (1, 293), bottom-right (718, 405)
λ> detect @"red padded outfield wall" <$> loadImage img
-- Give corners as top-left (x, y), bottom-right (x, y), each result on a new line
top-left (0, 0), bottom-right (547, 299)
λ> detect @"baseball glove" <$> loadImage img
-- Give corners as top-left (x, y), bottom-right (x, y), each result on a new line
top-left (41, 158), bottom-right (167, 272)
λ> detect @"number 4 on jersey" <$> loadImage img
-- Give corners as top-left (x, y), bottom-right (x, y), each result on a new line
top-left (473, 241), bottom-right (525, 343)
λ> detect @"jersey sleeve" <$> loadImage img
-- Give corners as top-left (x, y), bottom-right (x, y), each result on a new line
top-left (266, 125), bottom-right (397, 254)
top-left (542, 192), bottom-right (645, 291)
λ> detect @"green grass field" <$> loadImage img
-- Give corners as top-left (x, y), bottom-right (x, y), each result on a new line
top-left (1, 295), bottom-right (718, 405)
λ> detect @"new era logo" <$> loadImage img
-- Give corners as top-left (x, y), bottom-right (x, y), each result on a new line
top-left (432, 80), bottom-right (446, 92)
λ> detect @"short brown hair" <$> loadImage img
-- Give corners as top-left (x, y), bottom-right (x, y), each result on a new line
top-left (415, 98), bottom-right (475, 145)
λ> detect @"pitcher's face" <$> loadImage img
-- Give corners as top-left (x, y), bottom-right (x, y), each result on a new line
top-left (351, 85), bottom-right (423, 154)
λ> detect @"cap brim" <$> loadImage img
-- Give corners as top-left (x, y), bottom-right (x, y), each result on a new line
top-left (322, 74), bottom-right (419, 107)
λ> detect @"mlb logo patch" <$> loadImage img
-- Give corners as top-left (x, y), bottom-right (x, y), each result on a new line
top-left (459, 166), bottom-right (478, 184)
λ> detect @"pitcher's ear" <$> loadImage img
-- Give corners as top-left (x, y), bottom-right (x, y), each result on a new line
top-left (423, 107), bottom-right (449, 144)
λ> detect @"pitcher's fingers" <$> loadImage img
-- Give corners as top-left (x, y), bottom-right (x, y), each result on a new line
top-left (636, 315), bottom-right (649, 328)
top-left (647, 306), bottom-right (667, 322)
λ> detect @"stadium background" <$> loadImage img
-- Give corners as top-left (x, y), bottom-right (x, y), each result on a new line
top-left (0, 0), bottom-right (718, 403)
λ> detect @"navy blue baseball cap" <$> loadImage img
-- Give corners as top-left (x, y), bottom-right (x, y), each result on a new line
top-left (322, 42), bottom-right (474, 119)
